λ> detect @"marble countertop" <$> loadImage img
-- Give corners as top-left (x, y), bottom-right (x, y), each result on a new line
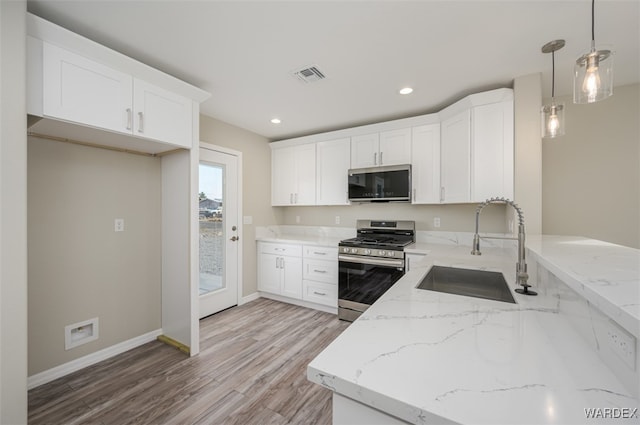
top-left (307, 242), bottom-right (640, 424)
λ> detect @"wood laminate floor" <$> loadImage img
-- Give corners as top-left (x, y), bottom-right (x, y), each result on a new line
top-left (28, 298), bottom-right (350, 425)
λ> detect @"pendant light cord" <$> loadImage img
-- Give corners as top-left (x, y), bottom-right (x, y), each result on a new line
top-left (591, 0), bottom-right (596, 42)
top-left (551, 50), bottom-right (556, 98)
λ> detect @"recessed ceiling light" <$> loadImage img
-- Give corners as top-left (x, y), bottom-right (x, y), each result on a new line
top-left (399, 87), bottom-right (414, 95)
top-left (271, 118), bottom-right (281, 124)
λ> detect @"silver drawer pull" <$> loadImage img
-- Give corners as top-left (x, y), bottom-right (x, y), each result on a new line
top-left (313, 252), bottom-right (326, 255)
top-left (313, 291), bottom-right (327, 296)
top-left (313, 269), bottom-right (327, 274)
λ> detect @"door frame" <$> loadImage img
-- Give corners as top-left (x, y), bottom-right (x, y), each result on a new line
top-left (199, 142), bottom-right (243, 312)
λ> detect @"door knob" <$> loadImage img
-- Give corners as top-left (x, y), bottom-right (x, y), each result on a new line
top-left (230, 236), bottom-right (239, 242)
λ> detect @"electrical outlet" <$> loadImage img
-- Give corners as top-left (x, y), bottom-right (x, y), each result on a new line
top-left (114, 218), bottom-right (124, 232)
top-left (295, 215), bottom-right (301, 224)
top-left (335, 216), bottom-right (340, 225)
top-left (433, 217), bottom-right (441, 228)
top-left (606, 320), bottom-right (636, 370)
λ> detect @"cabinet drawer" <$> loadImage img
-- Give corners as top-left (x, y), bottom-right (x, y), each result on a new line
top-left (303, 245), bottom-right (338, 260)
top-left (302, 280), bottom-right (337, 307)
top-left (303, 259), bottom-right (338, 284)
top-left (259, 242), bottom-right (302, 257)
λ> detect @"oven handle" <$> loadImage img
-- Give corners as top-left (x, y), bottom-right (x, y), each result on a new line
top-left (338, 254), bottom-right (404, 268)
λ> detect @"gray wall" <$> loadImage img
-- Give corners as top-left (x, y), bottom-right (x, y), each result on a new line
top-left (1, 0), bottom-right (28, 421)
top-left (27, 137), bottom-right (162, 375)
top-left (277, 203), bottom-right (507, 234)
top-left (542, 83), bottom-right (640, 249)
top-left (199, 115), bottom-right (281, 297)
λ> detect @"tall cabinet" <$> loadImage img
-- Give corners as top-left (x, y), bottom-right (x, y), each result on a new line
top-left (27, 13), bottom-right (210, 362)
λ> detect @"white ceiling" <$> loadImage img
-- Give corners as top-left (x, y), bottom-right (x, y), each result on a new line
top-left (27, 1), bottom-right (640, 141)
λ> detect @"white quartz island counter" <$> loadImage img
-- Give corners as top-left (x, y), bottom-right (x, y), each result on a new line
top-left (307, 238), bottom-right (640, 425)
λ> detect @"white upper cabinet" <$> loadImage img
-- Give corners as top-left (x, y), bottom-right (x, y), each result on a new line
top-left (133, 79), bottom-right (192, 148)
top-left (33, 37), bottom-right (200, 151)
top-left (411, 124), bottom-right (440, 204)
top-left (350, 133), bottom-right (379, 168)
top-left (379, 128), bottom-right (412, 166)
top-left (316, 138), bottom-right (351, 205)
top-left (350, 129), bottom-right (411, 169)
top-left (471, 100), bottom-right (514, 202)
top-left (43, 42), bottom-right (133, 135)
top-left (440, 110), bottom-right (471, 203)
top-left (272, 144), bottom-right (316, 206)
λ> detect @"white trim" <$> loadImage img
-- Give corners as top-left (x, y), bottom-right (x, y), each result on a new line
top-left (27, 329), bottom-right (162, 390)
top-left (240, 292), bottom-right (261, 305)
top-left (259, 292), bottom-right (338, 315)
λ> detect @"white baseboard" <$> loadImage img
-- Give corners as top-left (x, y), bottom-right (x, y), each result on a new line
top-left (240, 292), bottom-right (260, 305)
top-left (259, 292), bottom-right (338, 315)
top-left (28, 328), bottom-right (163, 390)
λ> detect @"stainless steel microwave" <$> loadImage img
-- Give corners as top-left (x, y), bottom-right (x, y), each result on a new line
top-left (348, 164), bottom-right (411, 202)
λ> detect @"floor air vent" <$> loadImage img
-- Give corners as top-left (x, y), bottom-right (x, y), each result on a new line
top-left (293, 66), bottom-right (326, 83)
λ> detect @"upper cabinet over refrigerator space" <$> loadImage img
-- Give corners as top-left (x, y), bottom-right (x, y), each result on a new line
top-left (26, 13), bottom-right (210, 154)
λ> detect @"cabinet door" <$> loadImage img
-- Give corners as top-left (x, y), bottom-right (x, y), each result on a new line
top-left (350, 133), bottom-right (379, 168)
top-left (316, 138), bottom-right (350, 205)
top-left (271, 147), bottom-right (297, 205)
top-left (440, 110), bottom-right (471, 203)
top-left (281, 255), bottom-right (303, 299)
top-left (258, 253), bottom-right (282, 294)
top-left (411, 124), bottom-right (440, 204)
top-left (133, 79), bottom-right (192, 148)
top-left (471, 101), bottom-right (514, 202)
top-left (294, 144), bottom-right (317, 205)
top-left (379, 128), bottom-right (411, 166)
top-left (43, 42), bottom-right (133, 135)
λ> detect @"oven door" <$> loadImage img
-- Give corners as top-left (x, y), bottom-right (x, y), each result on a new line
top-left (338, 254), bottom-right (405, 321)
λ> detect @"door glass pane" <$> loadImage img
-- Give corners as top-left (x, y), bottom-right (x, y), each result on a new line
top-left (199, 162), bottom-right (225, 296)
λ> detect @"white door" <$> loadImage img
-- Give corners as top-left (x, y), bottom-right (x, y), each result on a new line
top-left (199, 147), bottom-right (240, 318)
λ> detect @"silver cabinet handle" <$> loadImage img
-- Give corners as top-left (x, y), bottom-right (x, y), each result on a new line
top-left (274, 247), bottom-right (285, 252)
top-left (313, 291), bottom-right (327, 296)
top-left (407, 257), bottom-right (411, 271)
top-left (380, 151), bottom-right (383, 165)
top-left (440, 187), bottom-right (445, 202)
top-left (290, 193), bottom-right (293, 204)
top-left (413, 188), bottom-right (416, 201)
top-left (126, 108), bottom-right (132, 130)
top-left (294, 193), bottom-right (298, 204)
top-left (313, 252), bottom-right (326, 255)
top-left (374, 152), bottom-right (377, 165)
top-left (137, 112), bottom-right (144, 133)
top-left (276, 257), bottom-right (280, 269)
top-left (313, 269), bottom-right (327, 274)
top-left (281, 258), bottom-right (285, 269)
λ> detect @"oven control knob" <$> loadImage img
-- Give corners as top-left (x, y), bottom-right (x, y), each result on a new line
top-left (378, 250), bottom-right (386, 256)
top-left (351, 248), bottom-right (359, 254)
top-left (363, 249), bottom-right (371, 255)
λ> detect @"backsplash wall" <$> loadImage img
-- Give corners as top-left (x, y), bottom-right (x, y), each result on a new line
top-left (277, 203), bottom-right (508, 234)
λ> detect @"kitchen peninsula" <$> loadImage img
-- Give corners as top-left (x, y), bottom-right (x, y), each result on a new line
top-left (307, 235), bottom-right (640, 424)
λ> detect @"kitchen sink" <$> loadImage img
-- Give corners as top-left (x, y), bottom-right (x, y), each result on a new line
top-left (417, 266), bottom-right (516, 304)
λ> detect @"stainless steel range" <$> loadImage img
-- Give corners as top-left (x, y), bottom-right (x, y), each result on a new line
top-left (338, 220), bottom-right (415, 321)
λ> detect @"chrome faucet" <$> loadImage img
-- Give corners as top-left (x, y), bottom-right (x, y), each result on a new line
top-left (471, 197), bottom-right (537, 296)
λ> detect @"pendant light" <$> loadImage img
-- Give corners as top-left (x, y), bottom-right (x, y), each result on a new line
top-left (574, 0), bottom-right (613, 103)
top-left (541, 40), bottom-right (565, 139)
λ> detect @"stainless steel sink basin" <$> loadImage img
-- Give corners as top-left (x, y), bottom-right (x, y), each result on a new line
top-left (417, 266), bottom-right (516, 304)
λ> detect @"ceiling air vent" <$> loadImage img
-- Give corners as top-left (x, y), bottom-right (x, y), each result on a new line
top-left (293, 66), bottom-right (326, 83)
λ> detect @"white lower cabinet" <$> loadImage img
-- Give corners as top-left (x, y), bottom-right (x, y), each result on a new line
top-left (257, 242), bottom-right (303, 299)
top-left (258, 242), bottom-right (338, 310)
top-left (302, 245), bottom-right (338, 307)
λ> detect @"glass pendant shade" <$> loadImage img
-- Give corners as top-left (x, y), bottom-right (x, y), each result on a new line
top-left (541, 101), bottom-right (565, 138)
top-left (574, 45), bottom-right (613, 103)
